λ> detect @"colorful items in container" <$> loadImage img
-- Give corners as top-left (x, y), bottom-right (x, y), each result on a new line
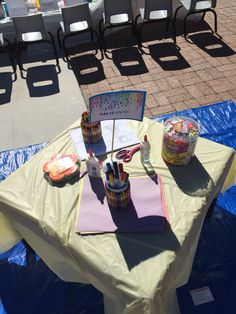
top-left (161, 116), bottom-right (199, 165)
top-left (103, 159), bottom-right (130, 208)
top-left (81, 111), bottom-right (102, 144)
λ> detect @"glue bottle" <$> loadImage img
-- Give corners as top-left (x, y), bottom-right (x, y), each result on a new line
top-left (85, 149), bottom-right (101, 177)
top-left (140, 135), bottom-right (151, 165)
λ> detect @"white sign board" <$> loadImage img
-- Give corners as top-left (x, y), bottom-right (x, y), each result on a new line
top-left (89, 90), bottom-right (146, 123)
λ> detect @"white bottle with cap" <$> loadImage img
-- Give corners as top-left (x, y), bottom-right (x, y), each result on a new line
top-left (140, 135), bottom-right (151, 165)
top-left (85, 149), bottom-right (101, 177)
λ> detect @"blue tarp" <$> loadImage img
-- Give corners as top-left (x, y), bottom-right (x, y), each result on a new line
top-left (1, 100), bottom-right (236, 314)
top-left (153, 100), bottom-right (236, 313)
top-left (0, 241), bottom-right (104, 314)
top-left (0, 143), bottom-right (46, 182)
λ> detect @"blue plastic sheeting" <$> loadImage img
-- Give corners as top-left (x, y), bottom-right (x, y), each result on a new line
top-left (177, 203), bottom-right (236, 314)
top-left (217, 185), bottom-right (236, 216)
top-left (0, 241), bottom-right (104, 314)
top-left (152, 100), bottom-right (236, 151)
top-left (0, 143), bottom-right (47, 181)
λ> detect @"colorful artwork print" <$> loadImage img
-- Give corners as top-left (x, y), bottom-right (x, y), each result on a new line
top-left (89, 90), bottom-right (146, 123)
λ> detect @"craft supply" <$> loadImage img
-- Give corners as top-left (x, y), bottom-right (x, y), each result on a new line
top-left (161, 116), bottom-right (199, 165)
top-left (81, 111), bottom-right (102, 144)
top-left (85, 149), bottom-right (101, 177)
top-left (104, 159), bottom-right (127, 189)
top-left (105, 181), bottom-right (131, 209)
top-left (103, 158), bottom-right (131, 207)
top-left (115, 144), bottom-right (141, 163)
top-left (118, 163), bottom-right (124, 173)
top-left (102, 157), bottom-right (118, 173)
top-left (108, 172), bottom-right (114, 187)
top-left (140, 135), bottom-right (151, 165)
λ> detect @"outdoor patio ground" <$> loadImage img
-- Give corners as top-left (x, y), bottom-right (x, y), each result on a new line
top-left (75, 0), bottom-right (236, 118)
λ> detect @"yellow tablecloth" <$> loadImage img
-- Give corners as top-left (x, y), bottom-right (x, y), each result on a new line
top-left (0, 118), bottom-right (234, 314)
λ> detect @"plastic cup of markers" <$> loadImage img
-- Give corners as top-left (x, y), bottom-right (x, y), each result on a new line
top-left (105, 181), bottom-right (131, 209)
top-left (102, 157), bottom-right (120, 173)
top-left (161, 116), bottom-right (200, 165)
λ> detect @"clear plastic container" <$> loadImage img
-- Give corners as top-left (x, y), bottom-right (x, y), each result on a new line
top-left (161, 116), bottom-right (199, 165)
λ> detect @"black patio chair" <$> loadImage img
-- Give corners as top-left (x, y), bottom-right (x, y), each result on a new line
top-left (173, 0), bottom-right (218, 39)
top-left (12, 14), bottom-right (60, 79)
top-left (99, 0), bottom-right (135, 58)
top-left (135, 0), bottom-right (176, 54)
top-left (57, 2), bottom-right (103, 62)
top-left (0, 33), bottom-right (16, 76)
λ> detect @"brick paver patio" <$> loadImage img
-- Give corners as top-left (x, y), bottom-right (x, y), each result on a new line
top-left (75, 0), bottom-right (236, 118)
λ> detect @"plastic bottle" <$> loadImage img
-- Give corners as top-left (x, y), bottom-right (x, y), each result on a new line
top-left (35, 0), bottom-right (40, 10)
top-left (85, 149), bottom-right (101, 177)
top-left (140, 135), bottom-right (151, 165)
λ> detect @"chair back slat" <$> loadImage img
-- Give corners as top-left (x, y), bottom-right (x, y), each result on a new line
top-left (103, 0), bottom-right (133, 24)
top-left (61, 3), bottom-right (92, 33)
top-left (190, 0), bottom-right (217, 11)
top-left (144, 0), bottom-right (172, 20)
top-left (13, 14), bottom-right (48, 42)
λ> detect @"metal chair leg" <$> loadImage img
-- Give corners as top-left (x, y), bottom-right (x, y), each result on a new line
top-left (183, 12), bottom-right (193, 38)
top-left (4, 39), bottom-right (16, 75)
top-left (91, 29), bottom-right (104, 60)
top-left (102, 26), bottom-right (111, 57)
top-left (172, 20), bottom-right (177, 44)
top-left (15, 42), bottom-right (25, 79)
top-left (201, 11), bottom-right (206, 21)
top-left (173, 4), bottom-right (183, 29)
top-left (47, 32), bottom-right (60, 69)
top-left (62, 36), bottom-right (70, 63)
top-left (210, 9), bottom-right (217, 33)
top-left (56, 27), bottom-right (62, 49)
top-left (8, 50), bottom-right (16, 75)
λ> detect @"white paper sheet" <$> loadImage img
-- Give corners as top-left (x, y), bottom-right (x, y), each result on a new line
top-left (190, 286), bottom-right (215, 306)
top-left (70, 120), bottom-right (139, 160)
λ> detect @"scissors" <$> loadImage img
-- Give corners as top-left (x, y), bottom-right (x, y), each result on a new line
top-left (115, 144), bottom-right (141, 162)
